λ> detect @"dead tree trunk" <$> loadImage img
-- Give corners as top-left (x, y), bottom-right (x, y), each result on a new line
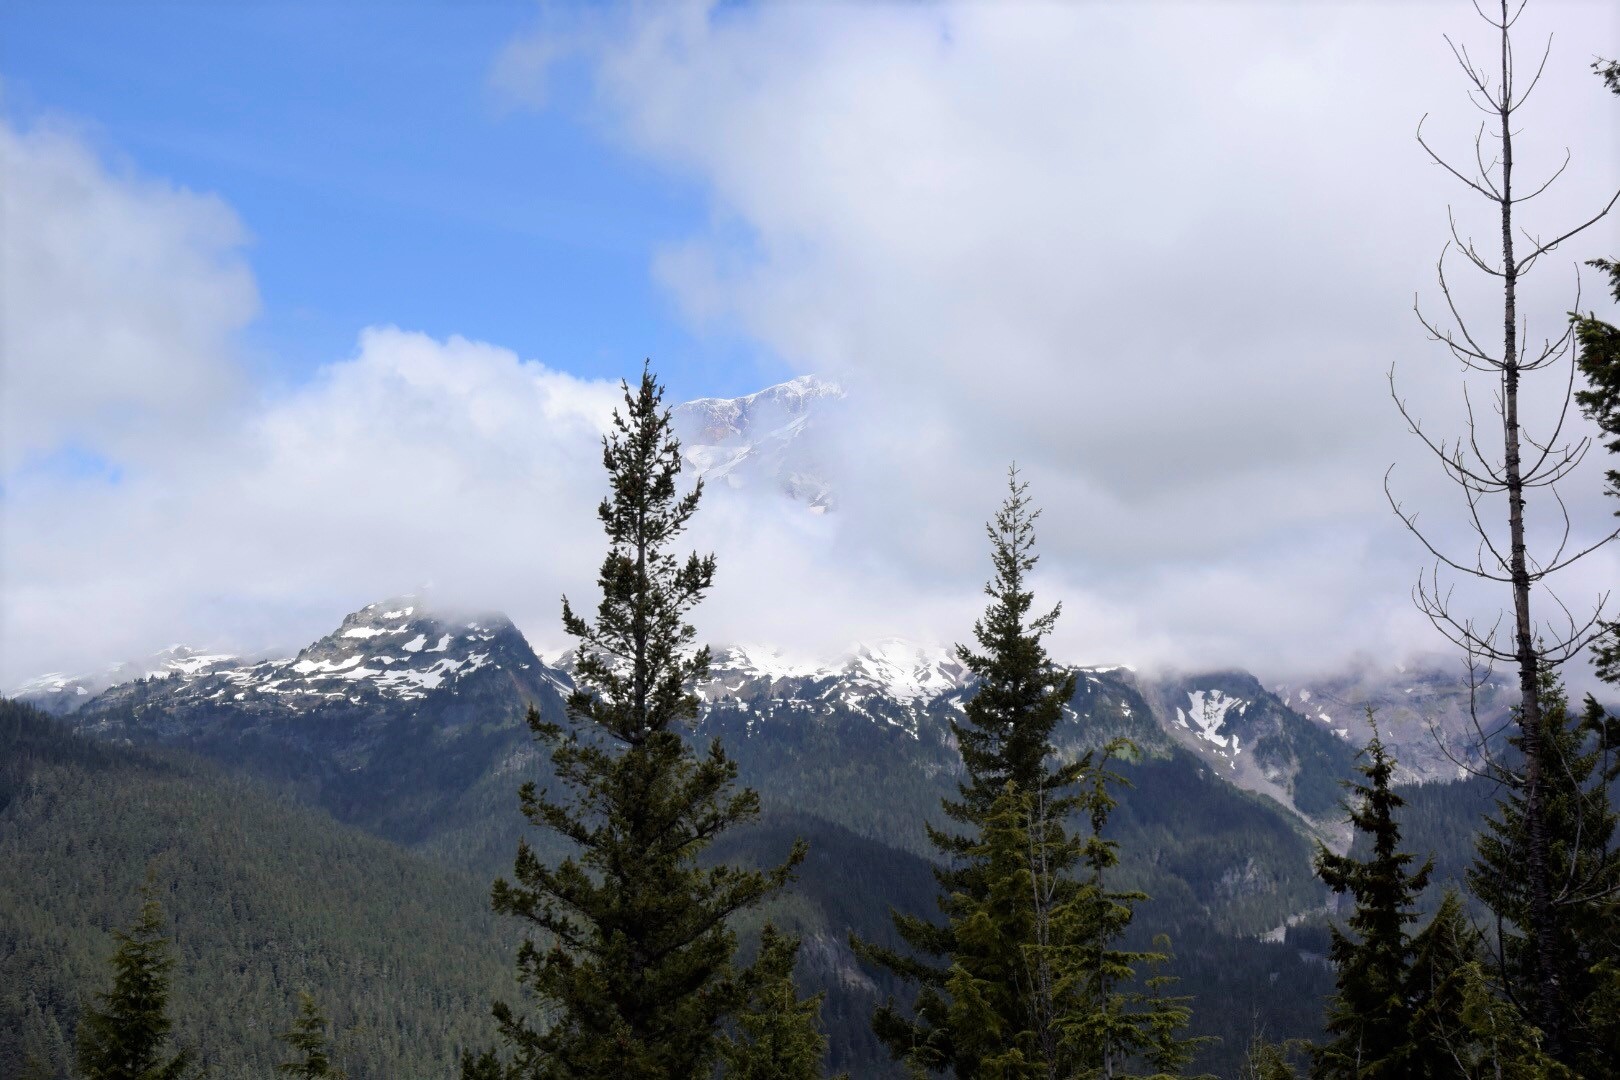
top-left (1387, 0), bottom-right (1619, 1058)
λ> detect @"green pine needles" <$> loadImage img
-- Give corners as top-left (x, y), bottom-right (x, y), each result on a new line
top-left (473, 365), bottom-right (805, 1080)
top-left (858, 468), bottom-right (1201, 1079)
top-left (719, 923), bottom-right (843, 1080)
top-left (75, 878), bottom-right (193, 1080)
top-left (275, 992), bottom-right (345, 1079)
top-left (1469, 667), bottom-right (1620, 1075)
top-left (1308, 718), bottom-right (1578, 1079)
top-left (1311, 724), bottom-right (1435, 1079)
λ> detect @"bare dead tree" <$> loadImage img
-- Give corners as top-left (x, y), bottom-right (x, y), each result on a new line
top-left (1383, 0), bottom-right (1620, 1057)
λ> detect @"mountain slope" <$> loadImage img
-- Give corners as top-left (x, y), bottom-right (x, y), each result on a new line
top-left (0, 698), bottom-right (513, 1079)
top-left (56, 598), bottom-right (1347, 931)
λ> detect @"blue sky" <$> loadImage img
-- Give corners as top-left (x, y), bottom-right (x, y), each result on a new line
top-left (2, 1), bottom-right (777, 400)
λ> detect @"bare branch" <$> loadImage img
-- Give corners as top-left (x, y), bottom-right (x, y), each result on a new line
top-left (1516, 188), bottom-right (1620, 271)
top-left (1418, 113), bottom-right (1506, 202)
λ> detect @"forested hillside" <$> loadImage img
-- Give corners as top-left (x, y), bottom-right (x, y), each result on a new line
top-left (0, 698), bottom-right (512, 1078)
top-left (0, 690), bottom-right (1344, 1077)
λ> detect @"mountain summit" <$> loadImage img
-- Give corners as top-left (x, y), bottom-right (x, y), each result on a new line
top-left (671, 375), bottom-right (844, 510)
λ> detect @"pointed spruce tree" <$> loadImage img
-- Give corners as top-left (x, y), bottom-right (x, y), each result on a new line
top-left (1310, 724), bottom-right (1434, 1079)
top-left (75, 878), bottom-right (193, 1080)
top-left (1403, 890), bottom-right (1561, 1078)
top-left (476, 364), bottom-right (805, 1080)
top-left (857, 468), bottom-right (1200, 1078)
top-left (1469, 665), bottom-right (1620, 1076)
top-left (276, 992), bottom-right (345, 1079)
top-left (855, 468), bottom-right (1081, 1077)
top-left (1049, 755), bottom-right (1204, 1079)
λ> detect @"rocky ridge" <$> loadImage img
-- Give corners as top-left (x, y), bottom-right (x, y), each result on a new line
top-left (18, 595), bottom-right (1510, 839)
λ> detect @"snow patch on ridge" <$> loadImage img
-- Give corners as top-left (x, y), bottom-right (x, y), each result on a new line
top-left (1176, 688), bottom-right (1245, 750)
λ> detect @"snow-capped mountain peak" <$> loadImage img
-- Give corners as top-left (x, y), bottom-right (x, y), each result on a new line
top-left (710, 643), bottom-right (827, 683)
top-left (839, 639), bottom-right (968, 704)
top-left (671, 375), bottom-right (844, 510)
top-left (66, 597), bottom-right (549, 722)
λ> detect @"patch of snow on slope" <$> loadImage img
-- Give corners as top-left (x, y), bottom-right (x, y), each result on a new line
top-left (1176, 689), bottom-right (1244, 750)
top-left (10, 673), bottom-right (76, 696)
top-left (342, 626), bottom-right (404, 639)
top-left (162, 652), bottom-right (238, 676)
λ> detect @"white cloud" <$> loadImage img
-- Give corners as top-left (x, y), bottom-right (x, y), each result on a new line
top-left (492, 0), bottom-right (1620, 680)
top-left (3, 325), bottom-right (625, 682)
top-left (0, 114), bottom-right (258, 468)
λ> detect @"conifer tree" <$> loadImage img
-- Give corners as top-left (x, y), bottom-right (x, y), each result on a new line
top-left (475, 365), bottom-right (804, 1080)
top-left (1403, 890), bottom-right (1562, 1078)
top-left (1311, 726), bottom-right (1433, 1079)
top-left (75, 879), bottom-right (192, 1080)
top-left (855, 469), bottom-right (1080, 1076)
top-left (1574, 56), bottom-right (1620, 689)
top-left (1238, 1036), bottom-right (1309, 1080)
top-left (276, 992), bottom-right (345, 1079)
top-left (1050, 756), bottom-right (1203, 1080)
top-left (939, 781), bottom-right (1066, 1078)
top-left (719, 923), bottom-right (840, 1080)
top-left (1469, 667), bottom-right (1620, 1075)
top-left (857, 469), bottom-right (1200, 1078)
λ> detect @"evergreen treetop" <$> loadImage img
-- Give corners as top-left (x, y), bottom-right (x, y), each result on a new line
top-left (476, 365), bottom-right (804, 1080)
top-left (275, 992), bottom-right (345, 1079)
top-left (1051, 751), bottom-right (1206, 1080)
top-left (858, 468), bottom-right (1084, 1076)
top-left (858, 470), bottom-right (1201, 1078)
top-left (75, 877), bottom-right (192, 1080)
top-left (1402, 889), bottom-right (1564, 1079)
top-left (946, 465), bottom-right (1081, 828)
top-left (560, 362), bottom-right (717, 744)
top-left (1469, 667), bottom-right (1620, 1075)
top-left (719, 923), bottom-right (843, 1080)
top-left (1311, 722), bottom-right (1432, 1079)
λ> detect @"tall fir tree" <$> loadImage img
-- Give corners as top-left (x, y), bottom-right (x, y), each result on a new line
top-left (75, 878), bottom-right (192, 1080)
top-left (475, 365), bottom-right (805, 1080)
top-left (857, 469), bottom-right (1199, 1078)
top-left (1573, 56), bottom-right (1620, 687)
top-left (1565, 57), bottom-right (1620, 1074)
top-left (276, 992), bottom-right (345, 1079)
top-left (1469, 666), bottom-right (1620, 1076)
top-left (1311, 726), bottom-right (1433, 1079)
top-left (855, 469), bottom-right (1081, 1077)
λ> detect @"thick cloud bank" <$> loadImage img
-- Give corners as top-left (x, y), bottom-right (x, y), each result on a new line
top-left (5, 1), bottom-right (1620, 686)
top-left (497, 0), bottom-right (1620, 675)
